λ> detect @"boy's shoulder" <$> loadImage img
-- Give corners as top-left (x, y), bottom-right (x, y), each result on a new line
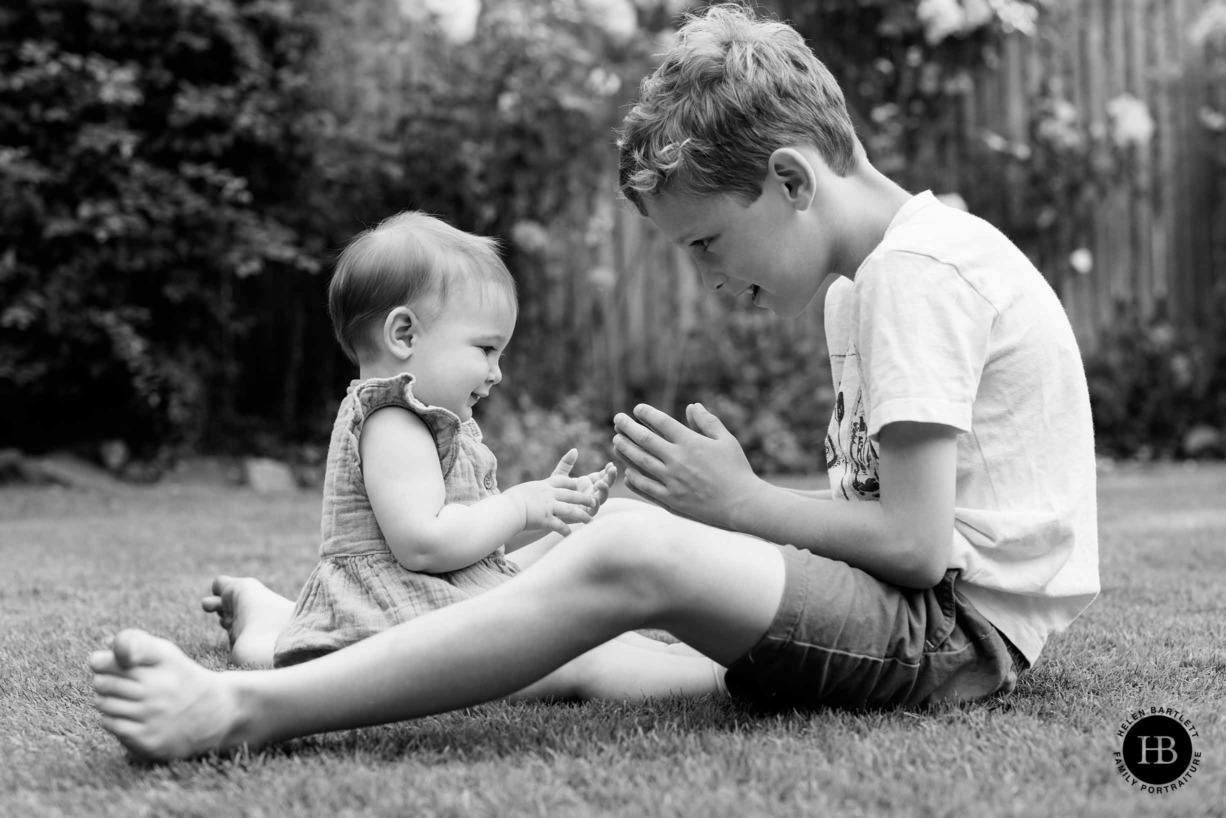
top-left (858, 192), bottom-right (1046, 312)
top-left (872, 192), bottom-right (1023, 267)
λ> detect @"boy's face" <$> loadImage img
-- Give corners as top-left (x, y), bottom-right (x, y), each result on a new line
top-left (643, 184), bottom-right (836, 319)
top-left (406, 285), bottom-right (516, 421)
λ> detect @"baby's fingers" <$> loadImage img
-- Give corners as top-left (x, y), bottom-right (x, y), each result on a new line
top-left (546, 475), bottom-right (585, 492)
top-left (550, 487), bottom-right (598, 508)
top-left (544, 516), bottom-right (574, 537)
top-left (551, 502), bottom-right (595, 526)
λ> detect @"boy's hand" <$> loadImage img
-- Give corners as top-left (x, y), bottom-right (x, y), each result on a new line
top-left (612, 403), bottom-right (761, 530)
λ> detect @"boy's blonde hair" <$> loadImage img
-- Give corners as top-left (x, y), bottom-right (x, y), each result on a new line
top-left (617, 3), bottom-right (859, 214)
top-left (328, 211), bottom-right (516, 364)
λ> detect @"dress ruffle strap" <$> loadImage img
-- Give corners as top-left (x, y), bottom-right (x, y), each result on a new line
top-left (350, 373), bottom-right (462, 475)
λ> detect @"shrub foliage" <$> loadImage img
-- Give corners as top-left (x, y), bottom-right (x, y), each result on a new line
top-left (0, 0), bottom-right (323, 454)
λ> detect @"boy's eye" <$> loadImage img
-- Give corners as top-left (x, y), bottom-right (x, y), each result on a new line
top-left (692, 237), bottom-right (713, 252)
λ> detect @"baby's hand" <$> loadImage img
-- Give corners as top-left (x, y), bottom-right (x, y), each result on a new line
top-left (550, 449), bottom-right (617, 513)
top-left (504, 450), bottom-right (598, 536)
top-left (576, 462), bottom-right (618, 512)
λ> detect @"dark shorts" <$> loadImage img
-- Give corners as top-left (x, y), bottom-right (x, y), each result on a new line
top-left (724, 544), bottom-right (1024, 710)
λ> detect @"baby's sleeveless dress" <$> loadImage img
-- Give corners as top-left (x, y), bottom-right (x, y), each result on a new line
top-left (273, 372), bottom-right (519, 667)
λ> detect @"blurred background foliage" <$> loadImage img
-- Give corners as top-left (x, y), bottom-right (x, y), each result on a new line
top-left (2, 0), bottom-right (1224, 482)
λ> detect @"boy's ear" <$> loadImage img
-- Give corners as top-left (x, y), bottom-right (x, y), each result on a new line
top-left (382, 306), bottom-right (418, 360)
top-left (767, 147), bottom-right (818, 211)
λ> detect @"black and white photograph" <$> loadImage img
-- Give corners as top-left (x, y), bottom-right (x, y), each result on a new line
top-left (2, 0), bottom-right (1224, 815)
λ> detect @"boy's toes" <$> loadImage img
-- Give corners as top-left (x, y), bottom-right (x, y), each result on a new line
top-left (210, 575), bottom-right (239, 597)
top-left (112, 629), bottom-right (173, 669)
top-left (88, 649), bottom-right (122, 674)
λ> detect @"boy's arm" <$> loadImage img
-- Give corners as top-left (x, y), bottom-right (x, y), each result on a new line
top-left (362, 410), bottom-right (596, 574)
top-left (613, 404), bottom-right (954, 588)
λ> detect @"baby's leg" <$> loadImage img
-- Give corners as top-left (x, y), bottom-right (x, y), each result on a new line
top-left (201, 576), bottom-right (293, 667)
top-left (511, 636), bottom-right (724, 703)
top-left (615, 630), bottom-right (709, 658)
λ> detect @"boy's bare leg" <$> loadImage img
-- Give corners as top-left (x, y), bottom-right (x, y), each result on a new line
top-left (200, 576), bottom-right (293, 668)
top-left (90, 509), bottom-right (785, 760)
top-left (507, 498), bottom-right (649, 571)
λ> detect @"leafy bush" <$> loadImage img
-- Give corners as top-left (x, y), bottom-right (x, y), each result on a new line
top-left (0, 0), bottom-right (323, 455)
top-left (1085, 287), bottom-right (1226, 460)
top-left (669, 303), bottom-right (833, 475)
top-left (476, 393), bottom-right (615, 485)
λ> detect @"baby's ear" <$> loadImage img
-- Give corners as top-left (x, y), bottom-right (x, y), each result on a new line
top-left (382, 306), bottom-right (417, 360)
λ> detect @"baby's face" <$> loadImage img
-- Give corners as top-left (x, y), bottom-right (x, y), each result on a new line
top-left (407, 287), bottom-right (516, 420)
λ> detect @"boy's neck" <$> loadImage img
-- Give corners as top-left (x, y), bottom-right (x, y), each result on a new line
top-left (834, 161), bottom-right (913, 279)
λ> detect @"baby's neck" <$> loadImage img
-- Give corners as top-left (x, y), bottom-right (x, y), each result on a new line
top-left (358, 359), bottom-right (410, 381)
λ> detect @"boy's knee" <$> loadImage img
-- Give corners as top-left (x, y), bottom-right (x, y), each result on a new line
top-left (597, 497), bottom-right (653, 516)
top-left (570, 509), bottom-right (690, 614)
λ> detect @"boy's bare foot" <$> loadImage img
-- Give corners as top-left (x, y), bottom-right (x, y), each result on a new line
top-left (89, 629), bottom-right (247, 760)
top-left (201, 576), bottom-right (294, 668)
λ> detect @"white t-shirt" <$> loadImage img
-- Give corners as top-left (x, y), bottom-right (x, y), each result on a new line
top-left (823, 191), bottom-right (1099, 665)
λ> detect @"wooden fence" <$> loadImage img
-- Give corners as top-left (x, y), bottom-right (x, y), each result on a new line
top-left (588, 0), bottom-right (1225, 407)
top-left (309, 0), bottom-right (1225, 415)
top-left (947, 0), bottom-right (1225, 348)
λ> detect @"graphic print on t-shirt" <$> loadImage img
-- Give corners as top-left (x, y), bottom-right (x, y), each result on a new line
top-left (826, 347), bottom-right (880, 501)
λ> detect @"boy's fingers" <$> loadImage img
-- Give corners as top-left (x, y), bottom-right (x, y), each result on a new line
top-left (613, 434), bottom-right (666, 480)
top-left (612, 414), bottom-right (671, 460)
top-left (632, 404), bottom-right (691, 442)
top-left (685, 402), bottom-right (731, 439)
top-left (623, 467), bottom-right (668, 506)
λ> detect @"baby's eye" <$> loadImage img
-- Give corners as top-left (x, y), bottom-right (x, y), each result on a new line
top-left (692, 237), bottom-right (713, 252)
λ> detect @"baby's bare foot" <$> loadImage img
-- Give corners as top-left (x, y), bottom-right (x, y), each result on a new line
top-left (201, 576), bottom-right (294, 668)
top-left (89, 629), bottom-right (248, 760)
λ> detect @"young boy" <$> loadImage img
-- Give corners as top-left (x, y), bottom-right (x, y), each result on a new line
top-left (90, 4), bottom-right (1098, 758)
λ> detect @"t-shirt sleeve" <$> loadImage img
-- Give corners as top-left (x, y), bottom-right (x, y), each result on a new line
top-left (857, 251), bottom-right (997, 440)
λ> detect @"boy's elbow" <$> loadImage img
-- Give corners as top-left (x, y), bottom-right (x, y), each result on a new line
top-left (894, 536), bottom-right (951, 589)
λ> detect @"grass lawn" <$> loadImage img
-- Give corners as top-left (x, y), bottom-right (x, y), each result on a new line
top-left (2, 463), bottom-right (1224, 817)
